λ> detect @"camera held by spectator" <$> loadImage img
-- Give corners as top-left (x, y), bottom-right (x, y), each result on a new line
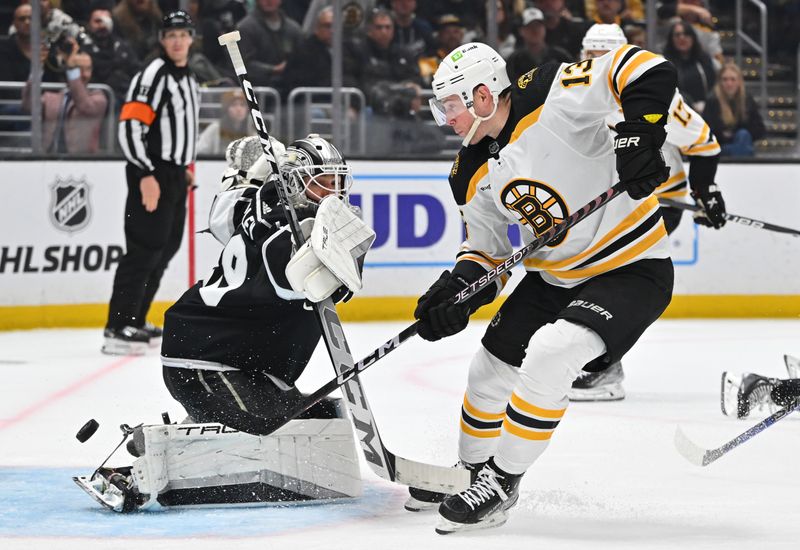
top-left (44, 12), bottom-right (93, 66)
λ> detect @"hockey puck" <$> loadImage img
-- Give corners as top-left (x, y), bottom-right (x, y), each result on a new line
top-left (76, 418), bottom-right (99, 443)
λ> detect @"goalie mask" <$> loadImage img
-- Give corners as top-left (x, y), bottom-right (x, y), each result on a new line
top-left (279, 134), bottom-right (353, 205)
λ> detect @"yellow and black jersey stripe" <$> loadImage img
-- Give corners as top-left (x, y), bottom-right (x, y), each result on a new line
top-left (503, 392), bottom-right (565, 441)
top-left (680, 121), bottom-right (721, 156)
top-left (654, 170), bottom-right (689, 199)
top-left (609, 45), bottom-right (675, 120)
top-left (523, 196), bottom-right (667, 280)
top-left (460, 395), bottom-right (504, 439)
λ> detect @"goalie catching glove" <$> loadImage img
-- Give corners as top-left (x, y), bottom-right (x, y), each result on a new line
top-left (285, 196), bottom-right (376, 303)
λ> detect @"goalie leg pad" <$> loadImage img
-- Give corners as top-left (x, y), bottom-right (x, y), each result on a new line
top-left (133, 419), bottom-right (362, 507)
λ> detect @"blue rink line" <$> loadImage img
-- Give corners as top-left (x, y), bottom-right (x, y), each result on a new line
top-left (0, 468), bottom-right (399, 538)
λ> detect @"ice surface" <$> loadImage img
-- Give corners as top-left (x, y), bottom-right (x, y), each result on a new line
top-left (1, 320), bottom-right (799, 549)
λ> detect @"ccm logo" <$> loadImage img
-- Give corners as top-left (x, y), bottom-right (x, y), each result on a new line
top-left (614, 136), bottom-right (640, 148)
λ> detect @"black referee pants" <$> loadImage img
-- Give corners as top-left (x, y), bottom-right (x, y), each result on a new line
top-left (106, 162), bottom-right (187, 330)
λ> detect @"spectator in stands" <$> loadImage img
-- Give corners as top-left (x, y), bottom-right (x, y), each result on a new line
top-left (196, 0), bottom-right (246, 81)
top-left (534, 0), bottom-right (590, 59)
top-left (390, 0), bottom-right (434, 59)
top-left (623, 23), bottom-right (646, 48)
top-left (0, 4), bottom-right (41, 83)
top-left (237, 0), bottom-right (303, 89)
top-left (21, 37), bottom-right (108, 153)
top-left (414, 0), bottom-right (485, 37)
top-left (678, 0), bottom-right (722, 70)
top-left (302, 0), bottom-right (376, 37)
top-left (113, 0), bottom-right (162, 61)
top-left (61, 0), bottom-right (93, 24)
top-left (282, 7), bottom-right (360, 95)
top-left (663, 20), bottom-right (715, 112)
top-left (590, 0), bottom-right (641, 26)
top-left (349, 8), bottom-right (420, 106)
top-left (584, 0), bottom-right (644, 24)
top-left (418, 14), bottom-right (464, 87)
top-left (84, 5), bottom-right (140, 109)
top-left (703, 62), bottom-right (765, 158)
top-left (366, 80), bottom-right (445, 156)
top-left (197, 89), bottom-right (252, 154)
top-left (493, 0), bottom-right (517, 58)
top-left (283, 0), bottom-right (312, 25)
top-left (506, 7), bottom-right (572, 80)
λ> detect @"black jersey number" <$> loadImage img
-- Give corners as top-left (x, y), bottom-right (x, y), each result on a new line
top-left (561, 59), bottom-right (593, 88)
top-left (199, 234), bottom-right (248, 307)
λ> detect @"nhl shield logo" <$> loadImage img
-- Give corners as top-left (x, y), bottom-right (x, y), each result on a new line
top-left (50, 176), bottom-right (91, 233)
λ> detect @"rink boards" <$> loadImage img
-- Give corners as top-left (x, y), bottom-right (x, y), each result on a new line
top-left (0, 160), bottom-right (798, 328)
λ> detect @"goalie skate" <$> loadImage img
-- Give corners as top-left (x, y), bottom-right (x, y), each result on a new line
top-left (568, 361), bottom-right (625, 402)
top-left (404, 460), bottom-right (483, 512)
top-left (720, 371), bottom-right (778, 419)
top-left (73, 467), bottom-right (142, 513)
top-left (784, 355), bottom-right (800, 379)
top-left (101, 326), bottom-right (149, 356)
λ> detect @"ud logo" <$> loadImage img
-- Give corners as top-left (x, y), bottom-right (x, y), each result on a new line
top-left (501, 179), bottom-right (568, 246)
top-left (50, 176), bottom-right (91, 233)
top-left (517, 68), bottom-right (537, 89)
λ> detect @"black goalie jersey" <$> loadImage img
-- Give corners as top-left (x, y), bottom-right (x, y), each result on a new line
top-left (161, 178), bottom-right (320, 385)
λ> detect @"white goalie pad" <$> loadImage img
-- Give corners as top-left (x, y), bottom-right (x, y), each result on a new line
top-left (310, 196), bottom-right (376, 292)
top-left (285, 241), bottom-right (342, 303)
top-left (131, 418), bottom-right (362, 507)
top-left (75, 418), bottom-right (362, 512)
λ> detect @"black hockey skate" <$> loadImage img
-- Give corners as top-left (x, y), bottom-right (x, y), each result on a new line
top-left (142, 322), bottom-right (163, 347)
top-left (568, 361), bottom-right (625, 402)
top-left (720, 371), bottom-right (779, 419)
top-left (404, 460), bottom-right (484, 512)
top-left (435, 460), bottom-right (522, 535)
top-left (101, 326), bottom-right (150, 356)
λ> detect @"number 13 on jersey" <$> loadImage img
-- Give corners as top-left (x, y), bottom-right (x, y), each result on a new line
top-left (561, 59), bottom-right (593, 88)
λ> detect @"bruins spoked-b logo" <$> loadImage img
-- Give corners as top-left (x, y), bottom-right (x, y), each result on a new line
top-left (501, 179), bottom-right (568, 246)
top-left (50, 176), bottom-right (91, 233)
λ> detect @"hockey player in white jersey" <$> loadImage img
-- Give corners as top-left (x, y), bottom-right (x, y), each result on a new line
top-left (407, 42), bottom-right (677, 533)
top-left (569, 24), bottom-right (725, 402)
top-left (74, 135), bottom-right (374, 512)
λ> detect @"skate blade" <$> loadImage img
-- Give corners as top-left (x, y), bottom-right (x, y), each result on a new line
top-left (73, 475), bottom-right (124, 512)
top-left (404, 496), bottom-right (440, 512)
top-left (435, 510), bottom-right (510, 535)
top-left (720, 371), bottom-right (742, 417)
top-left (568, 383), bottom-right (625, 402)
top-left (101, 339), bottom-right (147, 356)
top-left (785, 355), bottom-right (800, 379)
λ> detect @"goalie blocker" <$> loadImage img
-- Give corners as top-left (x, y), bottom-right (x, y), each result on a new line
top-left (74, 409), bottom-right (362, 512)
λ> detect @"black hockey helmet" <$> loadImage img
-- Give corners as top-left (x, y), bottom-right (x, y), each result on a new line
top-left (279, 134), bottom-right (352, 205)
top-left (161, 10), bottom-right (195, 36)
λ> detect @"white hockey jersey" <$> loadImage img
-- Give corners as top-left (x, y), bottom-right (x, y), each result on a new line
top-left (607, 91), bottom-right (720, 201)
top-left (449, 45), bottom-right (676, 289)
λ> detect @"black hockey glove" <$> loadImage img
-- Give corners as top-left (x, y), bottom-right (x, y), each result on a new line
top-left (614, 120), bottom-right (670, 200)
top-left (691, 184), bottom-right (726, 229)
top-left (414, 270), bottom-right (471, 342)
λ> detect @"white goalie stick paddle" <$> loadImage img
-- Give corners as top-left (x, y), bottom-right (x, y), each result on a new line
top-left (659, 198), bottom-right (800, 237)
top-left (674, 400), bottom-right (800, 467)
top-left (217, 31), bottom-right (468, 492)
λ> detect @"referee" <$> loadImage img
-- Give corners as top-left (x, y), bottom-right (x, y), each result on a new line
top-left (103, 10), bottom-right (199, 355)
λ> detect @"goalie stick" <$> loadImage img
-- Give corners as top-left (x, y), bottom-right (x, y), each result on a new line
top-left (659, 198), bottom-right (800, 237)
top-left (218, 31), bottom-right (468, 492)
top-left (253, 184), bottom-right (627, 436)
top-left (674, 400), bottom-right (800, 467)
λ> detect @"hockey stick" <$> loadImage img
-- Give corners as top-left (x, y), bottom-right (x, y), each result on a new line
top-left (256, 184), bottom-right (627, 437)
top-left (218, 31), bottom-right (468, 492)
top-left (659, 198), bottom-right (800, 237)
top-left (674, 400), bottom-right (800, 467)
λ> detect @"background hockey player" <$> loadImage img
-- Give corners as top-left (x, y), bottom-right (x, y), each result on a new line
top-left (75, 134), bottom-right (373, 512)
top-left (569, 23), bottom-right (725, 402)
top-left (721, 355), bottom-right (800, 419)
top-left (407, 41), bottom-right (677, 533)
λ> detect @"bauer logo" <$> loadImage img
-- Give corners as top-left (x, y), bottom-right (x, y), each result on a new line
top-left (50, 176), bottom-right (91, 233)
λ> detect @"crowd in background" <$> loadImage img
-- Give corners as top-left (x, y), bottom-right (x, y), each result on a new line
top-left (0, 0), bottom-right (794, 157)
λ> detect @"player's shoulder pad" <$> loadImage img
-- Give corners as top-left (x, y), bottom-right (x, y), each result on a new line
top-left (448, 145), bottom-right (489, 206)
top-left (510, 61), bottom-right (560, 118)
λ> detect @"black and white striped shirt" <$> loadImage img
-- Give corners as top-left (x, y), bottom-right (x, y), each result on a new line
top-left (118, 56), bottom-right (199, 171)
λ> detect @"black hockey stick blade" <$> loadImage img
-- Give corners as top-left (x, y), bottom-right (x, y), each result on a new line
top-left (659, 198), bottom-right (800, 237)
top-left (674, 401), bottom-right (800, 467)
